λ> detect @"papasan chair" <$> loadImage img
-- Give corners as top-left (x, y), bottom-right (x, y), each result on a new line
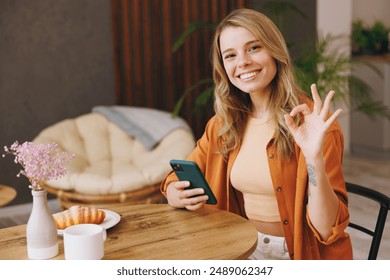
top-left (33, 106), bottom-right (195, 209)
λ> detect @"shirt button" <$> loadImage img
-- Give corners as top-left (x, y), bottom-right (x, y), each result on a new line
top-left (276, 186), bottom-right (282, 192)
top-left (283, 220), bottom-right (289, 225)
top-left (269, 153), bottom-right (274, 159)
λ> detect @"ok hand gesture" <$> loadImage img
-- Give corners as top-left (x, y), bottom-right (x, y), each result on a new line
top-left (284, 84), bottom-right (342, 160)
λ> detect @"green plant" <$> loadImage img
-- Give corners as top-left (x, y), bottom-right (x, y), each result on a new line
top-left (171, 21), bottom-right (216, 53)
top-left (351, 19), bottom-right (370, 54)
top-left (352, 19), bottom-right (389, 55)
top-left (370, 20), bottom-right (389, 53)
top-left (170, 21), bottom-right (216, 117)
top-left (262, 1), bottom-right (308, 35)
top-left (295, 35), bottom-right (389, 119)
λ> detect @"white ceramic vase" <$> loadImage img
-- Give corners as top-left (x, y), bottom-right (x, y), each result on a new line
top-left (26, 189), bottom-right (58, 259)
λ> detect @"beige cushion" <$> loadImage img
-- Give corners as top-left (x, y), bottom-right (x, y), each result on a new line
top-left (33, 113), bottom-right (195, 195)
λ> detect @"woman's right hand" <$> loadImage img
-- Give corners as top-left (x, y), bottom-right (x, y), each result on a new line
top-left (166, 181), bottom-right (209, 211)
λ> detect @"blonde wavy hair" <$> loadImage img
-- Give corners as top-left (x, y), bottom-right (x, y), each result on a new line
top-left (211, 8), bottom-right (307, 159)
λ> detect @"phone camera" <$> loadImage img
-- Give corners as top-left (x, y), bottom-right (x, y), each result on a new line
top-left (172, 163), bottom-right (183, 172)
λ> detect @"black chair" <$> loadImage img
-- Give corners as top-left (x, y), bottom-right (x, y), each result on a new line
top-left (346, 182), bottom-right (390, 260)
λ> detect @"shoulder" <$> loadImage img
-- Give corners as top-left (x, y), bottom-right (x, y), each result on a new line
top-left (205, 114), bottom-right (223, 132)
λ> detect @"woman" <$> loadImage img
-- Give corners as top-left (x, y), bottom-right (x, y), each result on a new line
top-left (161, 8), bottom-right (352, 260)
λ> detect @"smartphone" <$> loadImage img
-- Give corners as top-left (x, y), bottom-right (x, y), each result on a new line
top-left (169, 159), bottom-right (217, 205)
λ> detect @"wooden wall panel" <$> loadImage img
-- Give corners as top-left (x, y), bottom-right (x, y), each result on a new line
top-left (112, 0), bottom-right (253, 138)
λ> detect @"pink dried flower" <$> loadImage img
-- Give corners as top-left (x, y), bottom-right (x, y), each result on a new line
top-left (2, 141), bottom-right (75, 191)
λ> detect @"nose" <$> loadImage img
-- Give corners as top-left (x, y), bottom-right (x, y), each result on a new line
top-left (237, 53), bottom-right (251, 67)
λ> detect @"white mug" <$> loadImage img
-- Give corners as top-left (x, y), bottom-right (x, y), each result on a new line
top-left (63, 224), bottom-right (107, 260)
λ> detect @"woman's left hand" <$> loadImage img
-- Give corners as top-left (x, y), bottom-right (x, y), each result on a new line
top-left (284, 84), bottom-right (342, 160)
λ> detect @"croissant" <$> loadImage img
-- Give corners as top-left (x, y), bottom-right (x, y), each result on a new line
top-left (53, 205), bottom-right (106, 229)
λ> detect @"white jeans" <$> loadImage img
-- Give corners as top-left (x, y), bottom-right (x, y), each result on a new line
top-left (249, 232), bottom-right (290, 260)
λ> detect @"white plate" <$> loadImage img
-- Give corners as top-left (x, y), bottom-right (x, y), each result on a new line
top-left (57, 209), bottom-right (121, 235)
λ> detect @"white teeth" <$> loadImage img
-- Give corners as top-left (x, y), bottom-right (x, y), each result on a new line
top-left (240, 71), bottom-right (257, 80)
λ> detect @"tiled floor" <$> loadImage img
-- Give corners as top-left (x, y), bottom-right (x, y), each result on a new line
top-left (342, 155), bottom-right (390, 260)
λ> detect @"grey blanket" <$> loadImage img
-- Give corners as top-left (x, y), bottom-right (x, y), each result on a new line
top-left (92, 106), bottom-right (192, 150)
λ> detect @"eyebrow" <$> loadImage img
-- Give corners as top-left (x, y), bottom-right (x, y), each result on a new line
top-left (221, 39), bottom-right (261, 55)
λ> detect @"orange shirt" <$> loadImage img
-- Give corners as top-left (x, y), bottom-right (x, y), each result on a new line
top-left (160, 100), bottom-right (353, 260)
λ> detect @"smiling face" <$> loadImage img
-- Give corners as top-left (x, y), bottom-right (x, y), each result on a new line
top-left (219, 26), bottom-right (277, 97)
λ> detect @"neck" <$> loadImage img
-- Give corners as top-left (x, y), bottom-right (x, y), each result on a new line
top-left (249, 90), bottom-right (271, 119)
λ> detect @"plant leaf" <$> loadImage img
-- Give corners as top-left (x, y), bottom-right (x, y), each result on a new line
top-left (353, 100), bottom-right (390, 120)
top-left (171, 78), bottom-right (214, 117)
top-left (195, 87), bottom-right (215, 107)
top-left (172, 22), bottom-right (216, 53)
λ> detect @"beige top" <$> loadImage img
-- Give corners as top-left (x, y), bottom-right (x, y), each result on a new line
top-left (230, 116), bottom-right (280, 222)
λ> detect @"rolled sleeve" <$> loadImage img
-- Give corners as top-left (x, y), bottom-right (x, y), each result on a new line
top-left (306, 199), bottom-right (350, 245)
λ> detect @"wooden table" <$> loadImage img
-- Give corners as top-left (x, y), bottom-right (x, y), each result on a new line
top-left (0, 204), bottom-right (258, 260)
top-left (0, 185), bottom-right (17, 207)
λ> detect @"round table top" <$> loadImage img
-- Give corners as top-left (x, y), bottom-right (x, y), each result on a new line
top-left (0, 203), bottom-right (258, 260)
top-left (0, 185), bottom-right (17, 207)
top-left (104, 203), bottom-right (259, 260)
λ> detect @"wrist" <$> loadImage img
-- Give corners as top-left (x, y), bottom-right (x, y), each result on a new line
top-left (304, 154), bottom-right (324, 166)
